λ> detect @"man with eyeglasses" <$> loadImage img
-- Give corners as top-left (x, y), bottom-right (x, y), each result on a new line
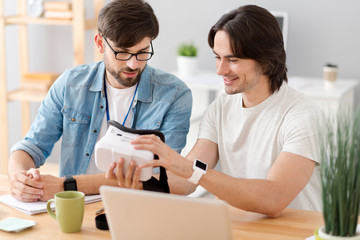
top-left (8, 0), bottom-right (192, 202)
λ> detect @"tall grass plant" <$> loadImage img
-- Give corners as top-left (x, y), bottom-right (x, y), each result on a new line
top-left (319, 109), bottom-right (360, 237)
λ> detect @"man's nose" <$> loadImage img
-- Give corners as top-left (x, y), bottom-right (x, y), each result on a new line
top-left (216, 59), bottom-right (229, 76)
top-left (126, 55), bottom-right (140, 69)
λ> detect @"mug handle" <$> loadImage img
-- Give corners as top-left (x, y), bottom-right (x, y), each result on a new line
top-left (46, 199), bottom-right (56, 219)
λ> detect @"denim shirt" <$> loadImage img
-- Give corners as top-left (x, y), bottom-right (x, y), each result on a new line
top-left (11, 61), bottom-right (192, 176)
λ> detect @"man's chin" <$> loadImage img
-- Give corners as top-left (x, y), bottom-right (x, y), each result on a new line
top-left (224, 87), bottom-right (240, 95)
top-left (117, 76), bottom-right (139, 88)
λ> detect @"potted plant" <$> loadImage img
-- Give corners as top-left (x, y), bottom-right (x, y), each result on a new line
top-left (315, 109), bottom-right (360, 239)
top-left (176, 43), bottom-right (198, 77)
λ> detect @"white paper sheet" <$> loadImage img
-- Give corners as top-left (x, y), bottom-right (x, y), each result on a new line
top-left (0, 194), bottom-right (101, 215)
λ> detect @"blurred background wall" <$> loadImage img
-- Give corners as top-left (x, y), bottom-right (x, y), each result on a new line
top-left (3, 0), bottom-right (360, 168)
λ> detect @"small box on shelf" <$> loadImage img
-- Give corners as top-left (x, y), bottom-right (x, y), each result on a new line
top-left (43, 1), bottom-right (72, 11)
top-left (20, 72), bottom-right (59, 92)
top-left (43, 1), bottom-right (73, 19)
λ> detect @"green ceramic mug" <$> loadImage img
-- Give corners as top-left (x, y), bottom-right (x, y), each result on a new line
top-left (46, 191), bottom-right (85, 233)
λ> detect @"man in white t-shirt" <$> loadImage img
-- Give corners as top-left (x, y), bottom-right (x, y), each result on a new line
top-left (111, 5), bottom-right (322, 217)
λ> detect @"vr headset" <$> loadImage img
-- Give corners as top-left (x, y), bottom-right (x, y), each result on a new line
top-left (95, 120), bottom-right (165, 182)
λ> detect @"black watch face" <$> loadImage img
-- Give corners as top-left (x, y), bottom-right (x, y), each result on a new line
top-left (66, 181), bottom-right (77, 191)
top-left (64, 177), bottom-right (77, 191)
top-left (195, 160), bottom-right (207, 170)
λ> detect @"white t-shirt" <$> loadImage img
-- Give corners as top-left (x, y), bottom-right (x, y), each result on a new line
top-left (86, 81), bottom-right (137, 174)
top-left (198, 82), bottom-right (322, 211)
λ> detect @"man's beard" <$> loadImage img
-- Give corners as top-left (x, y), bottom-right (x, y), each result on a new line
top-left (107, 65), bottom-right (144, 88)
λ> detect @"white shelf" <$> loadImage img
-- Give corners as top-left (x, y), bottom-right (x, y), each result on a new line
top-left (288, 76), bottom-right (358, 100)
top-left (173, 70), bottom-right (223, 91)
top-left (288, 77), bottom-right (359, 116)
top-left (0, 0), bottom-right (104, 174)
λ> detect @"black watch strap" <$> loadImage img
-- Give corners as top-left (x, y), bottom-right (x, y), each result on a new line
top-left (64, 175), bottom-right (77, 191)
top-left (142, 166), bottom-right (169, 193)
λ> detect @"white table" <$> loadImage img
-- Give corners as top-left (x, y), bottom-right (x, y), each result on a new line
top-left (288, 76), bottom-right (358, 116)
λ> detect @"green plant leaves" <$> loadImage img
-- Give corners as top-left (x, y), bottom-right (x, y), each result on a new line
top-left (177, 43), bottom-right (197, 57)
top-left (319, 109), bottom-right (360, 237)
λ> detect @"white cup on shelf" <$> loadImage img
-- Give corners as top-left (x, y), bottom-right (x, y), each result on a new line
top-left (323, 63), bottom-right (338, 91)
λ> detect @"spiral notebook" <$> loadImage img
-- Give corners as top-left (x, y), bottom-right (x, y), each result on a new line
top-left (0, 194), bottom-right (101, 215)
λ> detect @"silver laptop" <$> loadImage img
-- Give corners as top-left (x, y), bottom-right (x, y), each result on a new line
top-left (100, 186), bottom-right (233, 240)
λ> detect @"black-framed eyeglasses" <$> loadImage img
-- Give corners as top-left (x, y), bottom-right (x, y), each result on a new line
top-left (102, 35), bottom-right (154, 61)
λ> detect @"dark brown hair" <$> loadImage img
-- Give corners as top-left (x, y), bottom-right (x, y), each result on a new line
top-left (97, 0), bottom-right (159, 48)
top-left (208, 5), bottom-right (287, 93)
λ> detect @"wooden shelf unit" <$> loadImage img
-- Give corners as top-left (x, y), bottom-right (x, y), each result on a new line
top-left (0, 0), bottom-right (104, 174)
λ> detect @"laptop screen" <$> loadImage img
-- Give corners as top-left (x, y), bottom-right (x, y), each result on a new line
top-left (100, 186), bottom-right (233, 240)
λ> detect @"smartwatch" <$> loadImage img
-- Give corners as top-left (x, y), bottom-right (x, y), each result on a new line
top-left (64, 175), bottom-right (77, 191)
top-left (187, 159), bottom-right (208, 185)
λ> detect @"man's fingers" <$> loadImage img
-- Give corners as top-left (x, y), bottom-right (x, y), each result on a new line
top-left (124, 160), bottom-right (136, 187)
top-left (106, 157), bottom-right (145, 190)
top-left (9, 171), bottom-right (45, 202)
top-left (131, 135), bottom-right (163, 153)
top-left (12, 180), bottom-right (44, 196)
top-left (10, 181), bottom-right (43, 202)
top-left (132, 166), bottom-right (141, 182)
top-left (132, 166), bottom-right (143, 189)
top-left (11, 190), bottom-right (42, 202)
top-left (16, 172), bottom-right (43, 189)
top-left (26, 168), bottom-right (41, 180)
top-left (22, 177), bottom-right (43, 189)
top-left (106, 162), bottom-right (117, 179)
top-left (115, 159), bottom-right (125, 187)
top-left (132, 134), bottom-right (160, 143)
top-left (139, 160), bottom-right (160, 169)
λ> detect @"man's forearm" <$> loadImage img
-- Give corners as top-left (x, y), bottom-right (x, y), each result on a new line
top-left (8, 150), bottom-right (36, 179)
top-left (35, 173), bottom-right (121, 201)
top-left (199, 169), bottom-right (286, 217)
top-left (73, 173), bottom-right (120, 195)
top-left (167, 171), bottom-right (197, 195)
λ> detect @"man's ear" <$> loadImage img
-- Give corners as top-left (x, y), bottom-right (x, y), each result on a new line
top-left (95, 34), bottom-right (105, 54)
